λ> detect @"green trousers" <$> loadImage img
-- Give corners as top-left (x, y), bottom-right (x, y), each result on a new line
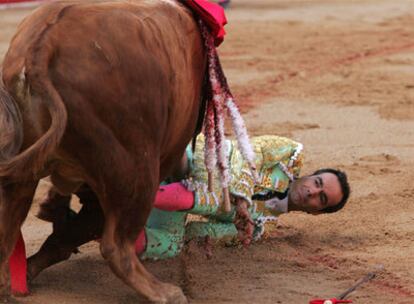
top-left (141, 209), bottom-right (238, 260)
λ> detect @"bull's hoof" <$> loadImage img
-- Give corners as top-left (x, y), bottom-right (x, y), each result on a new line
top-left (160, 283), bottom-right (187, 304)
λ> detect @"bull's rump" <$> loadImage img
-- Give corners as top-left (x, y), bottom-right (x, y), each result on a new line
top-left (2, 0), bottom-right (205, 179)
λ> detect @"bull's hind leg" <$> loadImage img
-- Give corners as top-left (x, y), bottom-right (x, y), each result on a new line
top-left (97, 176), bottom-right (187, 304)
top-left (0, 181), bottom-right (38, 298)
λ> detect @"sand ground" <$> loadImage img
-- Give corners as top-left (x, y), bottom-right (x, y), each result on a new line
top-left (1, 0), bottom-right (413, 303)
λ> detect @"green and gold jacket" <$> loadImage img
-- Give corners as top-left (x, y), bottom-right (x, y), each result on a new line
top-left (188, 134), bottom-right (304, 229)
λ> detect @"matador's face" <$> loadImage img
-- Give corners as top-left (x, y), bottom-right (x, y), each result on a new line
top-left (288, 172), bottom-right (342, 214)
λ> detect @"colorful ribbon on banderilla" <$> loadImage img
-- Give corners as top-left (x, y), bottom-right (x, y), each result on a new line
top-left (199, 20), bottom-right (258, 212)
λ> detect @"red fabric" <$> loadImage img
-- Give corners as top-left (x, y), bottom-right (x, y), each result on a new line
top-left (9, 231), bottom-right (29, 296)
top-left (184, 0), bottom-right (227, 46)
top-left (134, 229), bottom-right (147, 254)
top-left (310, 299), bottom-right (352, 304)
top-left (154, 183), bottom-right (194, 211)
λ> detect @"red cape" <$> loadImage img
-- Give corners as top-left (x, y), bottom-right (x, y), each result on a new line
top-left (9, 231), bottom-right (29, 296)
top-left (184, 0), bottom-right (227, 46)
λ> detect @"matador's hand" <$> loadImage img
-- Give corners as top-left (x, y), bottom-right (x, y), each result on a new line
top-left (233, 197), bottom-right (254, 246)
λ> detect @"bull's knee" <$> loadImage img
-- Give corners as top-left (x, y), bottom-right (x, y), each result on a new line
top-left (100, 241), bottom-right (135, 277)
top-left (99, 241), bottom-right (116, 261)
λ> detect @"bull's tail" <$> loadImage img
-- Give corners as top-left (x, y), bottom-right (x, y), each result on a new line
top-left (0, 73), bottom-right (67, 180)
top-left (0, 81), bottom-right (23, 163)
top-left (0, 3), bottom-right (73, 180)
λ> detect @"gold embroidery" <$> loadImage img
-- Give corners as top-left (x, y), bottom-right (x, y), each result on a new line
top-left (191, 134), bottom-right (304, 206)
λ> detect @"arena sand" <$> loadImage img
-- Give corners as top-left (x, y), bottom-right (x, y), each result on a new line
top-left (0, 0), bottom-right (413, 303)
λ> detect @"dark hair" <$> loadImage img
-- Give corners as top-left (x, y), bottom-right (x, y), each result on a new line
top-left (312, 168), bottom-right (350, 213)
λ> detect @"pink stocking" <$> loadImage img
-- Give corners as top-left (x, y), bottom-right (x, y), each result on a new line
top-left (154, 183), bottom-right (194, 211)
top-left (135, 229), bottom-right (147, 254)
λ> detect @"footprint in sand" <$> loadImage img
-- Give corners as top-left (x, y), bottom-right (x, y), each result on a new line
top-left (359, 153), bottom-right (399, 163)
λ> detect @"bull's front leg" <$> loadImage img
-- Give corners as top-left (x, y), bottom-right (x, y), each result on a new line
top-left (96, 160), bottom-right (187, 304)
top-left (0, 180), bottom-right (38, 299)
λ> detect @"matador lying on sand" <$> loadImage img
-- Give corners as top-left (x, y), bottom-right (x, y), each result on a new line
top-left (36, 134), bottom-right (350, 260)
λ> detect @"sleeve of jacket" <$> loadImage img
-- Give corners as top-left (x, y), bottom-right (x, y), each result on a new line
top-left (228, 135), bottom-right (304, 204)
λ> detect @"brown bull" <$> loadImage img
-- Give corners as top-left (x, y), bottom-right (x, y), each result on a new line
top-left (0, 1), bottom-right (205, 302)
